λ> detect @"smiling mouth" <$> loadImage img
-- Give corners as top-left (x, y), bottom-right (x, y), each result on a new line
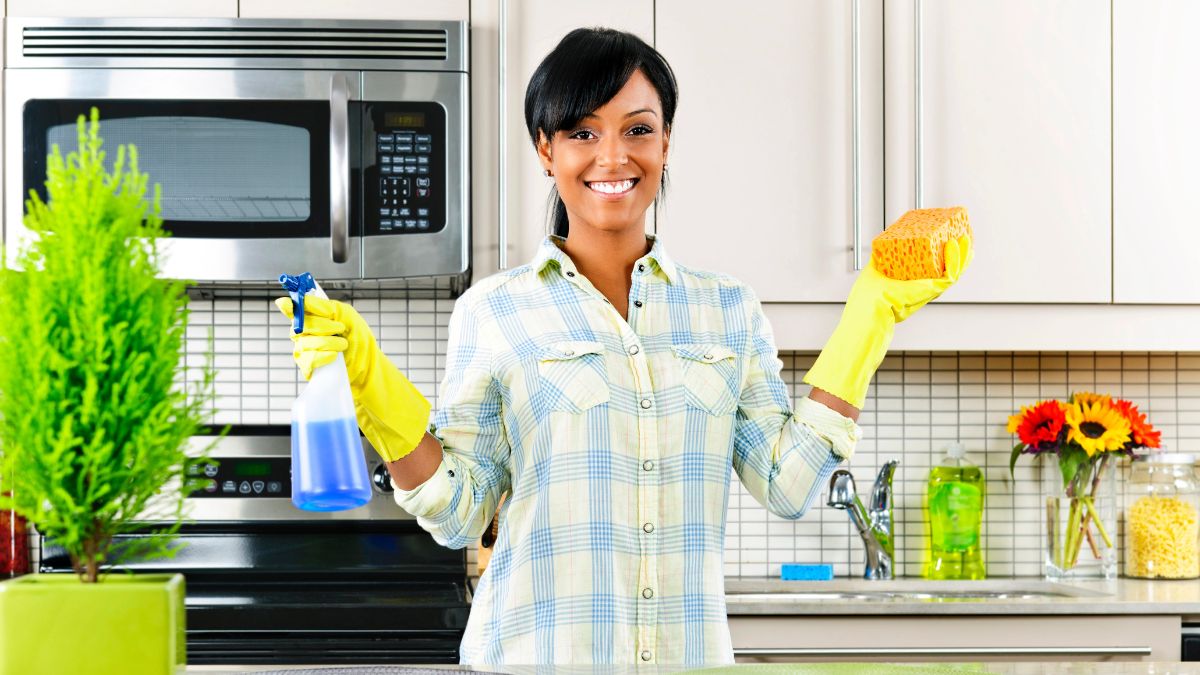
top-left (585, 178), bottom-right (639, 196)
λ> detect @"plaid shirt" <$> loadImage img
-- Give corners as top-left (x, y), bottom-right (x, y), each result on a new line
top-left (395, 235), bottom-right (860, 665)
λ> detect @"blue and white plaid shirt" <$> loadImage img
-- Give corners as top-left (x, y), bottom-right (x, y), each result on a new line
top-left (395, 234), bottom-right (860, 665)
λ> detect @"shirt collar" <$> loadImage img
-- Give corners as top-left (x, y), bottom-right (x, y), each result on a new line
top-left (532, 233), bottom-right (678, 284)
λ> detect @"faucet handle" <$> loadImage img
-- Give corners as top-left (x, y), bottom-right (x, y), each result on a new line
top-left (868, 460), bottom-right (898, 514)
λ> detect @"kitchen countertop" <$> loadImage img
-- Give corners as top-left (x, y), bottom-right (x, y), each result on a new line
top-left (724, 576), bottom-right (1200, 616)
top-left (183, 665), bottom-right (1200, 674)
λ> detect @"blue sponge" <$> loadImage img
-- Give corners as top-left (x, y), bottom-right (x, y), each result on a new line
top-left (781, 563), bottom-right (834, 581)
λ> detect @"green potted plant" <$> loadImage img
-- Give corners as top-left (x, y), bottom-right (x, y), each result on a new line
top-left (0, 109), bottom-right (218, 675)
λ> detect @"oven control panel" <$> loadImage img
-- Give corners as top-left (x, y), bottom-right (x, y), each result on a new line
top-left (364, 102), bottom-right (447, 236)
top-left (188, 457), bottom-right (291, 498)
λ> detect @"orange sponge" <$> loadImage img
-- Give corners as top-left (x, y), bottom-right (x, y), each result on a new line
top-left (871, 207), bottom-right (972, 280)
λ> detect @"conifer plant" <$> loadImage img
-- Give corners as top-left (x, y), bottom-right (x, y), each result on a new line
top-left (0, 109), bottom-right (217, 583)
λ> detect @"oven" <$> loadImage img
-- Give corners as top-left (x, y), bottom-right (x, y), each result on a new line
top-left (5, 18), bottom-right (469, 287)
top-left (38, 426), bottom-right (470, 665)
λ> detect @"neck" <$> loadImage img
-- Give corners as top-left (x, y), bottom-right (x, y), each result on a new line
top-left (560, 222), bottom-right (652, 285)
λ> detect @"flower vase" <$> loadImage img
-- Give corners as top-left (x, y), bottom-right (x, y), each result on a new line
top-left (1042, 454), bottom-right (1118, 580)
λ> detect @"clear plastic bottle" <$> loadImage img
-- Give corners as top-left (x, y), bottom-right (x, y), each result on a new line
top-left (924, 442), bottom-right (986, 579)
top-left (280, 273), bottom-right (372, 512)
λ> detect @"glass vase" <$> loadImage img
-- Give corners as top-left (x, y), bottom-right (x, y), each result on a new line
top-left (1042, 454), bottom-right (1117, 580)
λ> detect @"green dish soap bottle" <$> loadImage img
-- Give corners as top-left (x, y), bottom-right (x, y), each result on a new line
top-left (925, 442), bottom-right (986, 579)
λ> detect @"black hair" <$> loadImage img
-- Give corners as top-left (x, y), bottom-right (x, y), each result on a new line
top-left (524, 27), bottom-right (679, 238)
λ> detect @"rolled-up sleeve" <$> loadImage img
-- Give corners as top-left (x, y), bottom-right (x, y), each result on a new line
top-left (392, 296), bottom-right (510, 549)
top-left (731, 287), bottom-right (861, 520)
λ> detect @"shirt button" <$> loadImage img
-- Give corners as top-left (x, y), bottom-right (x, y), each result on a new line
top-left (642, 588), bottom-right (654, 599)
top-left (638, 264), bottom-right (646, 273)
top-left (563, 350), bottom-right (575, 357)
top-left (566, 271), bottom-right (575, 277)
top-left (643, 460), bottom-right (654, 471)
top-left (634, 300), bottom-right (643, 308)
top-left (703, 353), bottom-right (714, 360)
top-left (640, 398), bottom-right (652, 409)
top-left (628, 345), bottom-right (640, 356)
top-left (640, 650), bottom-right (652, 662)
top-left (643, 522), bottom-right (654, 533)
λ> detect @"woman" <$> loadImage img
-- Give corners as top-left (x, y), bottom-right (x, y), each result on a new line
top-left (276, 28), bottom-right (971, 665)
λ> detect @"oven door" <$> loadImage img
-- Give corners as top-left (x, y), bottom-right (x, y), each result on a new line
top-left (5, 69), bottom-right (362, 281)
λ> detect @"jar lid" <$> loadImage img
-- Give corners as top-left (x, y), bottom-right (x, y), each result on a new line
top-left (1133, 452), bottom-right (1196, 465)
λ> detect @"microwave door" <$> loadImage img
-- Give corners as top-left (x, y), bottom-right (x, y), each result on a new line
top-left (5, 69), bottom-right (363, 282)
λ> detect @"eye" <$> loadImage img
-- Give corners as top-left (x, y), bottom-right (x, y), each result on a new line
top-left (628, 125), bottom-right (654, 136)
top-left (568, 129), bottom-right (596, 140)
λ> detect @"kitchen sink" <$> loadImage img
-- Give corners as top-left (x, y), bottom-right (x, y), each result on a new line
top-left (724, 578), bottom-right (1112, 603)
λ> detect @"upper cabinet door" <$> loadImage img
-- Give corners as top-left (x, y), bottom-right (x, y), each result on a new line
top-left (239, 0), bottom-right (467, 20)
top-left (655, 0), bottom-right (884, 302)
top-left (885, 0), bottom-right (1111, 303)
top-left (469, 0), bottom-right (654, 282)
top-left (7, 0), bottom-right (236, 16)
top-left (1113, 0), bottom-right (1200, 304)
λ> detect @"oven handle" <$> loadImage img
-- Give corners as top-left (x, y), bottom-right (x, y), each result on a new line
top-left (329, 73), bottom-right (351, 264)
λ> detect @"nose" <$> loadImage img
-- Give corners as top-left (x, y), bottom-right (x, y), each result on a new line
top-left (596, 134), bottom-right (629, 169)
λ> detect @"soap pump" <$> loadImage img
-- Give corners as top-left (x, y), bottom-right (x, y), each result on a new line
top-left (924, 442), bottom-right (986, 580)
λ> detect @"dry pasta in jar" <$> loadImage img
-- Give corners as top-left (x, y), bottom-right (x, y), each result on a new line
top-left (1124, 453), bottom-right (1200, 579)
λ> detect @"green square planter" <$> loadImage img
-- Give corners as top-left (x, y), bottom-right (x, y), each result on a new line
top-left (0, 573), bottom-right (185, 675)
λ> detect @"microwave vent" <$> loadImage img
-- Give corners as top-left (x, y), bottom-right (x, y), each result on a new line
top-left (20, 26), bottom-right (450, 61)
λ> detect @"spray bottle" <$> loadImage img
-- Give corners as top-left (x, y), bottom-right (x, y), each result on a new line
top-left (279, 273), bottom-right (372, 512)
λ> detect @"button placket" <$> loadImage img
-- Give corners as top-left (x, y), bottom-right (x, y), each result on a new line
top-left (628, 316), bottom-right (659, 664)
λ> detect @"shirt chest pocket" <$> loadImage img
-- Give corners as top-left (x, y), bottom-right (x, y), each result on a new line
top-left (537, 340), bottom-right (611, 413)
top-left (672, 343), bottom-right (739, 416)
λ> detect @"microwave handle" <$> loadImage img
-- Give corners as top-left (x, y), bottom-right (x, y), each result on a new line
top-left (329, 73), bottom-right (351, 264)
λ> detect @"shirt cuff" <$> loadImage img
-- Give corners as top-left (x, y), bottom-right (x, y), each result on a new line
top-left (392, 455), bottom-right (458, 517)
top-left (795, 396), bottom-right (862, 460)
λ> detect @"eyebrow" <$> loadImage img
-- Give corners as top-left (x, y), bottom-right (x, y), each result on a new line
top-left (582, 108), bottom-right (659, 120)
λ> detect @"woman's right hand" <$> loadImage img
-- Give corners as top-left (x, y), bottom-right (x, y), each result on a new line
top-left (274, 295), bottom-right (370, 383)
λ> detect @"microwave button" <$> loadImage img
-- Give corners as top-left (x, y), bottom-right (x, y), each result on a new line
top-left (404, 219), bottom-right (418, 228)
top-left (380, 155), bottom-right (391, 164)
top-left (417, 187), bottom-right (430, 198)
top-left (377, 133), bottom-right (393, 143)
top-left (379, 208), bottom-right (391, 216)
top-left (382, 165), bottom-right (394, 175)
top-left (405, 166), bottom-right (419, 175)
top-left (399, 208), bottom-right (412, 217)
top-left (416, 144), bottom-right (432, 153)
top-left (404, 156), bottom-right (418, 165)
top-left (417, 207), bottom-right (429, 217)
top-left (397, 144), bottom-right (414, 153)
top-left (416, 134), bottom-right (432, 144)
top-left (379, 143), bottom-right (394, 153)
top-left (417, 166), bottom-right (429, 175)
top-left (416, 177), bottom-right (431, 188)
top-left (417, 219), bottom-right (430, 229)
top-left (397, 132), bottom-right (415, 141)
top-left (417, 156), bottom-right (430, 165)
top-left (380, 219), bottom-right (393, 229)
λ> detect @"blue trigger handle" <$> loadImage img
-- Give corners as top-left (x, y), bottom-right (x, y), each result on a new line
top-left (278, 272), bottom-right (316, 335)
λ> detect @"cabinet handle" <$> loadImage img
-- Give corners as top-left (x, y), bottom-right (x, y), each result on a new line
top-left (914, 0), bottom-right (923, 209)
top-left (497, 0), bottom-right (510, 270)
top-left (851, 0), bottom-right (863, 270)
top-left (735, 646), bottom-right (1152, 657)
top-left (329, 73), bottom-right (351, 265)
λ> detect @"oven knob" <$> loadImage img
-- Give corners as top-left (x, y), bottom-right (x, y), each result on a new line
top-left (372, 464), bottom-right (394, 493)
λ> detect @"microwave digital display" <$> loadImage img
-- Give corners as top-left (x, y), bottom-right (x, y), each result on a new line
top-left (384, 112), bottom-right (426, 128)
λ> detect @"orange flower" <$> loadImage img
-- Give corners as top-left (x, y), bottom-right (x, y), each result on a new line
top-left (1007, 400), bottom-right (1066, 450)
top-left (1113, 398), bottom-right (1162, 449)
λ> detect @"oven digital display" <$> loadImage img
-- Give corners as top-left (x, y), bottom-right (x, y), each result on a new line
top-left (385, 112), bottom-right (426, 128)
top-left (234, 461), bottom-right (272, 477)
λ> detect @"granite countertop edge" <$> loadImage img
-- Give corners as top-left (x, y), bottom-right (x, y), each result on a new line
top-left (723, 576), bottom-right (1200, 616)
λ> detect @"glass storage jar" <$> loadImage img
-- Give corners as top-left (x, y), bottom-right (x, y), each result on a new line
top-left (1124, 453), bottom-right (1200, 579)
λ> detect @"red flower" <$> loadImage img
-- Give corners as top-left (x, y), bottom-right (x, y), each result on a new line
top-left (1007, 400), bottom-right (1066, 450)
top-left (1113, 398), bottom-right (1162, 449)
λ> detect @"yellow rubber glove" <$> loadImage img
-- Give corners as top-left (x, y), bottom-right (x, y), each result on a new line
top-left (275, 296), bottom-right (432, 463)
top-left (803, 235), bottom-right (974, 408)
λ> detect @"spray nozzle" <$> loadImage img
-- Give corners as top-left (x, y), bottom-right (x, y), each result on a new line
top-left (279, 272), bottom-right (317, 334)
top-left (947, 442), bottom-right (967, 459)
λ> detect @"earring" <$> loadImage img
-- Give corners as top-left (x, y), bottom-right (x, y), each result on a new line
top-left (543, 169), bottom-right (553, 177)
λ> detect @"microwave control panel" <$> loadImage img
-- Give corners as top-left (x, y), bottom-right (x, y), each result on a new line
top-left (365, 102), bottom-right (447, 236)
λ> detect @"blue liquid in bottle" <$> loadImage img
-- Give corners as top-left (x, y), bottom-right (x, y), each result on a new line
top-left (291, 416), bottom-right (372, 512)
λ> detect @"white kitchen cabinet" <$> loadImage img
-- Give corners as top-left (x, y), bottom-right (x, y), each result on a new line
top-left (1113, 0), bottom-right (1200, 304)
top-left (469, 0), bottom-right (654, 281)
top-left (654, 0), bottom-right (884, 302)
top-left (884, 0), bottom-right (1111, 303)
top-left (238, 0), bottom-right (468, 20)
top-left (729, 614), bottom-right (1180, 663)
top-left (6, 0), bottom-right (236, 17)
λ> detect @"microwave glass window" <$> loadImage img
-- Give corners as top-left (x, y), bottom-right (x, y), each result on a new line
top-left (45, 117), bottom-right (311, 223)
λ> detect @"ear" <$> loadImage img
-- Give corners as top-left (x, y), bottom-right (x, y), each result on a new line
top-left (535, 130), bottom-right (554, 173)
top-left (661, 126), bottom-right (671, 164)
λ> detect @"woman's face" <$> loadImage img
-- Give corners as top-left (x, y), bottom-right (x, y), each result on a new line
top-left (536, 69), bottom-right (670, 236)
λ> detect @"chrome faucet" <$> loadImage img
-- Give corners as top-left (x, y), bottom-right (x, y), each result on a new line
top-left (827, 460), bottom-right (898, 580)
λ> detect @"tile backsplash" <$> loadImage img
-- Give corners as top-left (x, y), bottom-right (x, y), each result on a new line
top-left (177, 292), bottom-right (1200, 579)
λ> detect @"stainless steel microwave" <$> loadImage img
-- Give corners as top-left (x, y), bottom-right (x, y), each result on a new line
top-left (4, 18), bottom-right (469, 286)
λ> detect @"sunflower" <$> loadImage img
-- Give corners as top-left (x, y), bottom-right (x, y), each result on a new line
top-left (1064, 397), bottom-right (1132, 457)
top-left (1112, 398), bottom-right (1162, 449)
top-left (1071, 391), bottom-right (1110, 407)
top-left (1007, 400), bottom-right (1066, 450)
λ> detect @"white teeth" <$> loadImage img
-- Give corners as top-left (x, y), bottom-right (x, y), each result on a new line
top-left (588, 179), bottom-right (636, 194)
